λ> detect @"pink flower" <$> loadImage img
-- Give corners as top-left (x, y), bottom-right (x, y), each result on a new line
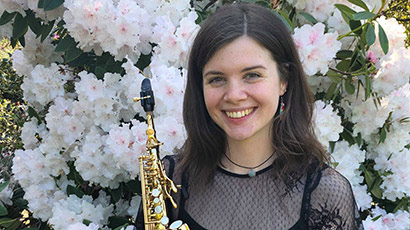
top-left (367, 50), bottom-right (377, 64)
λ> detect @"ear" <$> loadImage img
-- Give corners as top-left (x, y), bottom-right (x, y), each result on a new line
top-left (279, 81), bottom-right (288, 96)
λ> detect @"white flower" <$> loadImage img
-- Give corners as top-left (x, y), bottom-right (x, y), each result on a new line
top-left (71, 127), bottom-right (124, 188)
top-left (351, 184), bottom-right (372, 210)
top-left (11, 30), bottom-right (63, 77)
top-left (21, 63), bottom-right (70, 107)
top-left (0, 21), bottom-right (12, 39)
top-left (67, 223), bottom-right (100, 230)
top-left (351, 97), bottom-right (390, 141)
top-left (75, 71), bottom-right (105, 102)
top-left (49, 194), bottom-right (112, 230)
top-left (127, 195), bottom-right (141, 216)
top-left (0, 0), bottom-right (28, 16)
top-left (313, 100), bottom-right (343, 148)
top-left (27, 0), bottom-right (65, 22)
top-left (328, 8), bottom-right (355, 50)
top-left (21, 117), bottom-right (47, 149)
top-left (293, 0), bottom-right (336, 22)
top-left (373, 47), bottom-right (410, 96)
top-left (370, 16), bottom-right (406, 58)
top-left (365, 206), bottom-right (410, 230)
top-left (293, 23), bottom-right (341, 75)
top-left (376, 149), bottom-right (410, 200)
top-left (331, 141), bottom-right (365, 185)
top-left (23, 185), bottom-right (65, 221)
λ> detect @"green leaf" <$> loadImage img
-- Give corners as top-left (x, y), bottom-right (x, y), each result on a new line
top-left (66, 185), bottom-right (84, 198)
top-left (371, 178), bottom-right (383, 199)
top-left (65, 47), bottom-right (82, 62)
top-left (10, 37), bottom-right (17, 48)
top-left (38, 0), bottom-right (44, 8)
top-left (27, 107), bottom-right (41, 123)
top-left (43, 0), bottom-right (64, 11)
top-left (125, 179), bottom-right (141, 194)
top-left (379, 125), bottom-right (387, 143)
top-left (349, 50), bottom-right (359, 69)
top-left (114, 224), bottom-right (130, 230)
top-left (0, 181), bottom-right (9, 193)
top-left (366, 23), bottom-right (376, 46)
top-left (344, 80), bottom-right (355, 95)
top-left (134, 53), bottom-right (150, 72)
top-left (349, 20), bottom-right (362, 35)
top-left (26, 10), bottom-right (42, 36)
top-left (365, 75), bottom-right (371, 99)
top-left (347, 0), bottom-right (369, 11)
top-left (109, 185), bottom-right (123, 203)
top-left (364, 170), bottom-right (375, 188)
top-left (336, 60), bottom-right (350, 72)
top-left (341, 129), bottom-right (355, 145)
top-left (83, 219), bottom-right (92, 226)
top-left (378, 24), bottom-right (389, 54)
top-left (299, 12), bottom-right (318, 24)
top-left (95, 66), bottom-right (106, 80)
top-left (12, 13), bottom-right (28, 39)
top-left (40, 20), bottom-right (55, 42)
top-left (335, 4), bottom-right (357, 22)
top-left (393, 199), bottom-right (408, 213)
top-left (355, 133), bottom-right (362, 147)
top-left (55, 35), bottom-right (77, 52)
top-left (353, 11), bottom-right (376, 20)
top-left (0, 11), bottom-right (17, 26)
top-left (336, 50), bottom-right (353, 59)
top-left (325, 82), bottom-right (338, 101)
top-left (0, 203), bottom-right (7, 216)
top-left (108, 216), bottom-right (130, 229)
top-left (0, 218), bottom-right (13, 224)
top-left (57, 19), bottom-right (65, 28)
top-left (18, 35), bottom-right (25, 47)
top-left (326, 70), bottom-right (342, 83)
top-left (0, 218), bottom-right (21, 230)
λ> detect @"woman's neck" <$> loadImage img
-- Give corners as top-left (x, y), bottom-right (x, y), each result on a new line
top-left (221, 135), bottom-right (275, 174)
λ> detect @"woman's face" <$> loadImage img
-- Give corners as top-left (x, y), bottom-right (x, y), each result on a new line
top-left (202, 36), bottom-right (287, 143)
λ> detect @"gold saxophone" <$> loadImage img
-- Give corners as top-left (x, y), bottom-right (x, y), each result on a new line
top-left (135, 78), bottom-right (189, 230)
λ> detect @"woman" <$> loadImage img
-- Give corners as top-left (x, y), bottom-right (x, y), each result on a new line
top-left (139, 3), bottom-right (363, 230)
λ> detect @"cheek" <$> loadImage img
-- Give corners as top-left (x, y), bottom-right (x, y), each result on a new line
top-left (204, 88), bottom-right (215, 108)
top-left (203, 88), bottom-right (219, 113)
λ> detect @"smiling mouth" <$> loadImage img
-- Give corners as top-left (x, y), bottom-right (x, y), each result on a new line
top-left (225, 108), bottom-right (254, 119)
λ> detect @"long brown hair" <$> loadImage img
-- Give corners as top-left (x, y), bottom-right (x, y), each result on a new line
top-left (178, 3), bottom-right (329, 187)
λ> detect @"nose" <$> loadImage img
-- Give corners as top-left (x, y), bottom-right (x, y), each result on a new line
top-left (223, 80), bottom-right (247, 103)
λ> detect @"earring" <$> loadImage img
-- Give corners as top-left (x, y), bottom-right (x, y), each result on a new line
top-left (280, 96), bottom-right (285, 114)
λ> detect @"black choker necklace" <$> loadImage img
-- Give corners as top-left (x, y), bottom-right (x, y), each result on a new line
top-left (223, 152), bottom-right (274, 177)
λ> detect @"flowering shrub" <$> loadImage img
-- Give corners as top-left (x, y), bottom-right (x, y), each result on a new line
top-left (0, 0), bottom-right (409, 229)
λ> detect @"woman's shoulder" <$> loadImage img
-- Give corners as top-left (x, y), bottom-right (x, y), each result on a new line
top-left (306, 164), bottom-right (363, 229)
top-left (316, 165), bottom-right (353, 195)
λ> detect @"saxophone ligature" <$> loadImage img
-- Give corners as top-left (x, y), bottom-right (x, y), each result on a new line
top-left (135, 78), bottom-right (189, 230)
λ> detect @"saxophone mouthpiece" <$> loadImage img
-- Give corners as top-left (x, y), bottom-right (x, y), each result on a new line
top-left (140, 78), bottom-right (155, 112)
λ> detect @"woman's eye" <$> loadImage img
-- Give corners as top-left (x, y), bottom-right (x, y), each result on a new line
top-left (245, 72), bottom-right (262, 80)
top-left (208, 77), bottom-right (225, 85)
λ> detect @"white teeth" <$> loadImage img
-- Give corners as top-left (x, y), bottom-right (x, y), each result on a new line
top-left (226, 108), bottom-right (253, 118)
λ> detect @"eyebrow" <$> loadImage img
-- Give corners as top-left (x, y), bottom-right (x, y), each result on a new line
top-left (203, 65), bottom-right (266, 78)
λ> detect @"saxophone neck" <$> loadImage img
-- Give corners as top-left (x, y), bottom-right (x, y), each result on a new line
top-left (146, 113), bottom-right (162, 150)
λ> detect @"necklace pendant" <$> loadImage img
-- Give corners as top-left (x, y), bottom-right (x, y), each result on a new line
top-left (248, 169), bottom-right (256, 177)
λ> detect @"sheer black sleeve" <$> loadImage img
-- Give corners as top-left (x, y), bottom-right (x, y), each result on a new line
top-left (307, 167), bottom-right (364, 230)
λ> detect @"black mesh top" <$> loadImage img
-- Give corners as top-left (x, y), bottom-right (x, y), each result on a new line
top-left (136, 156), bottom-right (364, 230)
